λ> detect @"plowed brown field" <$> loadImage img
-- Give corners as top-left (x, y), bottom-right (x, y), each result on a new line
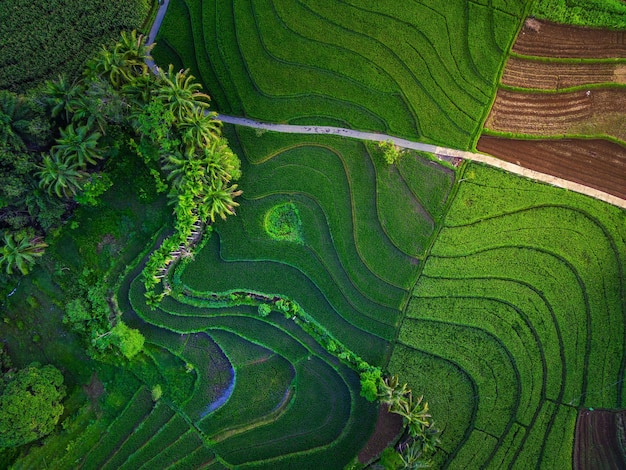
top-left (477, 136), bottom-right (626, 200)
top-left (573, 409), bottom-right (626, 470)
top-left (502, 57), bottom-right (626, 90)
top-left (514, 19), bottom-right (626, 58)
top-left (484, 88), bottom-right (626, 141)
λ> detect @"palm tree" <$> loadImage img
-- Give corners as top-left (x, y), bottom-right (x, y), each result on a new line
top-left (52, 123), bottom-right (103, 168)
top-left (202, 180), bottom-right (242, 223)
top-left (0, 232), bottom-right (47, 275)
top-left (398, 440), bottom-right (431, 469)
top-left (392, 393), bottom-right (433, 439)
top-left (122, 73), bottom-right (155, 106)
top-left (155, 65), bottom-right (211, 121)
top-left (85, 46), bottom-right (133, 89)
top-left (177, 106), bottom-right (221, 150)
top-left (37, 151), bottom-right (87, 198)
top-left (116, 30), bottom-right (154, 77)
top-left (0, 90), bottom-right (33, 151)
top-left (379, 375), bottom-right (411, 410)
top-left (200, 138), bottom-right (241, 186)
top-left (41, 74), bottom-right (82, 123)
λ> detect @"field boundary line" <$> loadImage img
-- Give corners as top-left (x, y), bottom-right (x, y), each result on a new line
top-left (215, 114), bottom-right (625, 209)
top-left (144, 0), bottom-right (625, 210)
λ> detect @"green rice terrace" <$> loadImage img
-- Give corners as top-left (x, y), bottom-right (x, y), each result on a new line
top-left (2, 0), bottom-right (626, 469)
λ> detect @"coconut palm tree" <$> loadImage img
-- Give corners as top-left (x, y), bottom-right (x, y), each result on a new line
top-left (116, 30), bottom-right (154, 77)
top-left (392, 393), bottom-right (433, 440)
top-left (52, 123), bottom-right (103, 168)
top-left (85, 46), bottom-right (133, 89)
top-left (177, 106), bottom-right (221, 150)
top-left (122, 73), bottom-right (155, 106)
top-left (202, 180), bottom-right (242, 223)
top-left (398, 441), bottom-right (431, 469)
top-left (155, 65), bottom-right (211, 121)
top-left (0, 232), bottom-right (47, 275)
top-left (37, 151), bottom-right (87, 198)
top-left (0, 90), bottom-right (33, 151)
top-left (41, 74), bottom-right (82, 123)
top-left (379, 375), bottom-right (411, 410)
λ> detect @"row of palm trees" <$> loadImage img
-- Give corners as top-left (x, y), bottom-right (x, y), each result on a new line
top-left (377, 375), bottom-right (441, 469)
top-left (1, 29), bottom-right (242, 277)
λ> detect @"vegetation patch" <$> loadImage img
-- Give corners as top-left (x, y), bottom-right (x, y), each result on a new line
top-left (153, 0), bottom-right (530, 149)
top-left (530, 0), bottom-right (626, 29)
top-left (389, 163), bottom-right (626, 468)
top-left (263, 202), bottom-right (303, 243)
top-left (0, 0), bottom-right (150, 92)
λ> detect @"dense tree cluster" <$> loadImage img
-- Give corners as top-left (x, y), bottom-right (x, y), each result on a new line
top-left (0, 0), bottom-right (150, 93)
top-left (0, 362), bottom-right (66, 448)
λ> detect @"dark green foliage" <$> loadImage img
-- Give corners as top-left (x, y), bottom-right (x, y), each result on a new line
top-left (531, 0), bottom-right (626, 29)
top-left (0, 364), bottom-right (66, 448)
top-left (263, 202), bottom-right (303, 243)
top-left (75, 173), bottom-right (113, 207)
top-left (0, 0), bottom-right (150, 92)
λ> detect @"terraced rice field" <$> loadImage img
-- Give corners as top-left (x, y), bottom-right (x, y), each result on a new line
top-left (108, 125), bottom-right (456, 467)
top-left (389, 163), bottom-right (626, 468)
top-left (485, 87), bottom-right (626, 141)
top-left (574, 409), bottom-right (626, 469)
top-left (152, 0), bottom-right (530, 149)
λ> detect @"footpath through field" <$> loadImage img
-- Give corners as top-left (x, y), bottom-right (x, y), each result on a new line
top-left (218, 115), bottom-right (626, 210)
top-left (144, 0), bottom-right (625, 210)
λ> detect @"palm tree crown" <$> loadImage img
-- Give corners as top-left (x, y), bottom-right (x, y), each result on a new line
top-left (0, 232), bottom-right (47, 275)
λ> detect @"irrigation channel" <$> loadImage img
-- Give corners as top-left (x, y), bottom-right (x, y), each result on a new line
top-left (145, 0), bottom-right (626, 211)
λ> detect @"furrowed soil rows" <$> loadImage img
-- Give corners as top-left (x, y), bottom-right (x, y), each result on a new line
top-left (574, 409), bottom-right (626, 469)
top-left (501, 56), bottom-right (626, 90)
top-left (513, 19), bottom-right (626, 58)
top-left (484, 88), bottom-right (626, 141)
top-left (477, 136), bottom-right (626, 200)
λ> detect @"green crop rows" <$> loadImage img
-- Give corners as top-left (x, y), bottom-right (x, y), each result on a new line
top-left (153, 0), bottom-right (529, 149)
top-left (111, 122), bottom-right (456, 466)
top-left (389, 163), bottom-right (626, 468)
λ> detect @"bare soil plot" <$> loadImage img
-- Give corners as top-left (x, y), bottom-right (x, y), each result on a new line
top-left (513, 19), bottom-right (626, 58)
top-left (502, 57), bottom-right (626, 90)
top-left (358, 405), bottom-right (404, 464)
top-left (476, 136), bottom-right (626, 200)
top-left (573, 409), bottom-right (626, 470)
top-left (484, 88), bottom-right (626, 142)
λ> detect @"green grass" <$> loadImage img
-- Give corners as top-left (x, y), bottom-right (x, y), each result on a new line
top-left (154, 0), bottom-right (528, 149)
top-left (530, 0), bottom-right (626, 29)
top-left (389, 163), bottom-right (626, 467)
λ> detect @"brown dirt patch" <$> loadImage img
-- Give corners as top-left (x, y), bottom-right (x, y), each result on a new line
top-left (358, 404), bottom-right (404, 464)
top-left (83, 371), bottom-right (104, 412)
top-left (502, 57), bottom-right (621, 90)
top-left (484, 88), bottom-right (626, 142)
top-left (573, 409), bottom-right (626, 470)
top-left (514, 19), bottom-right (626, 58)
top-left (477, 136), bottom-right (626, 200)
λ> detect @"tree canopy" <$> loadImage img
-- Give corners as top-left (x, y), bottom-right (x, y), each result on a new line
top-left (0, 364), bottom-right (66, 448)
